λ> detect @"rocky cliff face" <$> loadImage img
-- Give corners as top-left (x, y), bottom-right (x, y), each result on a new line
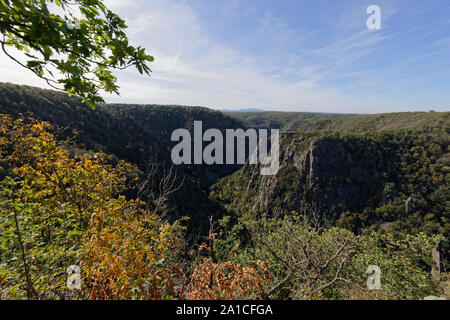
top-left (308, 138), bottom-right (379, 209)
top-left (212, 124), bottom-right (448, 252)
top-left (216, 133), bottom-right (384, 219)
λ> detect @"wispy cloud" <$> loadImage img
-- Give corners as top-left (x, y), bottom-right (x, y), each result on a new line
top-left (1, 0), bottom-right (449, 113)
top-left (102, 0), bottom-right (372, 112)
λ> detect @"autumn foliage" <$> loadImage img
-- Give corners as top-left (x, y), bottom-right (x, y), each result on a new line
top-left (2, 114), bottom-right (441, 301)
top-left (0, 115), bottom-right (267, 300)
top-left (185, 258), bottom-right (269, 300)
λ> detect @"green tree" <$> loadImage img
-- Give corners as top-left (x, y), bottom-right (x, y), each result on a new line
top-left (214, 212), bottom-right (443, 300)
top-left (0, 0), bottom-right (154, 107)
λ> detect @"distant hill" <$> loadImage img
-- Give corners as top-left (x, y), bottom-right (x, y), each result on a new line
top-left (226, 111), bottom-right (347, 129)
top-left (227, 111), bottom-right (449, 131)
top-left (220, 108), bottom-right (268, 113)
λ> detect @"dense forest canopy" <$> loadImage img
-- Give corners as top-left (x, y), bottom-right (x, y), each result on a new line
top-left (0, 82), bottom-right (245, 234)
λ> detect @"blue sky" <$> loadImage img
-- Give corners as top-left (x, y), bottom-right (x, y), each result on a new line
top-left (1, 0), bottom-right (449, 113)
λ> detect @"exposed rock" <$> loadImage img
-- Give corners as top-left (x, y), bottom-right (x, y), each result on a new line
top-left (247, 136), bottom-right (380, 216)
top-left (423, 296), bottom-right (447, 300)
top-left (431, 245), bottom-right (441, 281)
top-left (405, 197), bottom-right (416, 215)
top-left (382, 183), bottom-right (397, 204)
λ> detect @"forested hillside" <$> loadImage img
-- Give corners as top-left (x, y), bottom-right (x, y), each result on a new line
top-left (0, 82), bottom-right (243, 233)
top-left (0, 82), bottom-right (448, 300)
top-left (210, 120), bottom-right (450, 270)
top-left (0, 82), bottom-right (241, 171)
top-left (225, 111), bottom-right (348, 130)
top-left (228, 110), bottom-right (449, 131)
